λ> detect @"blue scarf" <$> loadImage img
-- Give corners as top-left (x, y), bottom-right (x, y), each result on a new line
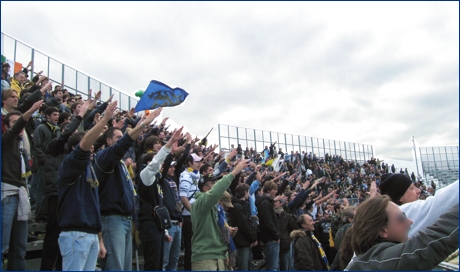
top-left (310, 232), bottom-right (331, 270)
top-left (217, 204), bottom-right (236, 267)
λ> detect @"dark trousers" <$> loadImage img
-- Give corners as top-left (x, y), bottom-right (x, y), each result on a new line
top-left (40, 195), bottom-right (62, 270)
top-left (252, 233), bottom-right (264, 259)
top-left (139, 219), bottom-right (164, 270)
top-left (35, 166), bottom-right (48, 221)
top-left (182, 216), bottom-right (193, 271)
top-left (326, 245), bottom-right (337, 265)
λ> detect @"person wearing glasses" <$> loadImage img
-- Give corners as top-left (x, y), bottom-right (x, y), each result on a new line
top-left (345, 195), bottom-right (458, 270)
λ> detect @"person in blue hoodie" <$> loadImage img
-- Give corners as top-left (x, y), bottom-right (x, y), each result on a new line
top-left (93, 107), bottom-right (163, 271)
top-left (57, 99), bottom-right (118, 271)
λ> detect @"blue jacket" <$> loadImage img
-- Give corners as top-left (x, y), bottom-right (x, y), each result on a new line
top-left (93, 133), bottom-right (135, 216)
top-left (57, 144), bottom-right (102, 234)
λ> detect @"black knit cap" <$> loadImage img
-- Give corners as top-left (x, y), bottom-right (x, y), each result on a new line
top-left (379, 173), bottom-right (413, 204)
top-left (198, 174), bottom-right (219, 191)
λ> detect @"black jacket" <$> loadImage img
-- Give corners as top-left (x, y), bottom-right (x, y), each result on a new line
top-left (44, 116), bottom-right (82, 197)
top-left (2, 115), bottom-right (28, 188)
top-left (276, 209), bottom-right (298, 253)
top-left (45, 97), bottom-right (60, 108)
top-left (229, 197), bottom-right (257, 248)
top-left (290, 229), bottom-right (328, 271)
top-left (33, 120), bottom-right (60, 167)
top-left (256, 194), bottom-right (280, 243)
top-left (314, 218), bottom-right (332, 245)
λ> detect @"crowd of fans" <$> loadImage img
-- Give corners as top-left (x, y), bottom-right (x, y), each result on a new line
top-left (1, 59), bottom-right (457, 271)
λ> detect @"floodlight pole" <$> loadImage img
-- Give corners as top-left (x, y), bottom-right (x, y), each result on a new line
top-left (412, 136), bottom-right (420, 178)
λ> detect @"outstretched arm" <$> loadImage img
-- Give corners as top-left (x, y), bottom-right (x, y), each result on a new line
top-left (80, 101), bottom-right (117, 151)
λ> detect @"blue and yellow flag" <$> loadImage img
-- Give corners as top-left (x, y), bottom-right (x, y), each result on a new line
top-left (134, 80), bottom-right (189, 112)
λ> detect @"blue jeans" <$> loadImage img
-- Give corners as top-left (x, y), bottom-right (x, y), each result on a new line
top-left (163, 223), bottom-right (182, 271)
top-left (279, 251), bottom-right (291, 271)
top-left (264, 241), bottom-right (280, 271)
top-left (289, 242), bottom-right (295, 271)
top-left (58, 231), bottom-right (99, 271)
top-left (99, 215), bottom-right (132, 271)
top-left (2, 194), bottom-right (28, 270)
top-left (236, 246), bottom-right (252, 271)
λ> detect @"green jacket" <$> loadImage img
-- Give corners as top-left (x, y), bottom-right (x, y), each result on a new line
top-left (191, 173), bottom-right (234, 263)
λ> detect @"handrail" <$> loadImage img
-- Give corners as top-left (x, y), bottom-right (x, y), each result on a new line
top-left (2, 31), bottom-right (138, 110)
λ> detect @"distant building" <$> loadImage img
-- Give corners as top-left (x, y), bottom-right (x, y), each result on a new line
top-left (417, 145), bottom-right (459, 188)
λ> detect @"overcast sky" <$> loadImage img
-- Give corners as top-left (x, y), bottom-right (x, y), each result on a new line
top-left (2, 1), bottom-right (458, 161)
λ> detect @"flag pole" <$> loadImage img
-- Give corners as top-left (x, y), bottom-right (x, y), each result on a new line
top-left (199, 127), bottom-right (214, 146)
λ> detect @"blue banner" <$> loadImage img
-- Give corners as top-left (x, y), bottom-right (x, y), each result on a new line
top-left (134, 80), bottom-right (189, 112)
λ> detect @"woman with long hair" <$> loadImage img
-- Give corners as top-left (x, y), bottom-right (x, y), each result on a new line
top-left (345, 195), bottom-right (458, 270)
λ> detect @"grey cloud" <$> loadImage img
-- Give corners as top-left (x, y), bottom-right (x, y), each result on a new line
top-left (2, 1), bottom-right (458, 163)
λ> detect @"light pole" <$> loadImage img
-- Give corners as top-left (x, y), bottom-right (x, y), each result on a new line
top-left (412, 136), bottom-right (420, 178)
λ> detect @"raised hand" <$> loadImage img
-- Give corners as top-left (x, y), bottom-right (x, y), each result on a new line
top-left (25, 100), bottom-right (44, 116)
top-left (166, 126), bottom-right (184, 149)
top-left (171, 127), bottom-right (184, 141)
top-left (112, 118), bottom-right (124, 129)
top-left (171, 142), bottom-right (180, 154)
top-left (40, 82), bottom-right (52, 95)
top-left (185, 132), bottom-right (192, 143)
top-left (232, 159), bottom-right (251, 176)
top-left (106, 94), bottom-right (114, 103)
top-left (89, 90), bottom-right (102, 111)
top-left (143, 107), bottom-right (162, 125)
top-left (255, 169), bottom-right (262, 182)
top-left (102, 101), bottom-right (118, 123)
top-left (369, 181), bottom-right (379, 198)
top-left (127, 107), bottom-right (135, 119)
top-left (79, 98), bottom-right (92, 117)
top-left (228, 148), bottom-right (238, 160)
top-left (94, 113), bottom-right (101, 124)
top-left (94, 90), bottom-right (102, 100)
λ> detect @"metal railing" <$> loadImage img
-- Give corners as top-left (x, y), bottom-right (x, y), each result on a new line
top-left (1, 32), bottom-right (138, 110)
top-left (218, 124), bottom-right (374, 163)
